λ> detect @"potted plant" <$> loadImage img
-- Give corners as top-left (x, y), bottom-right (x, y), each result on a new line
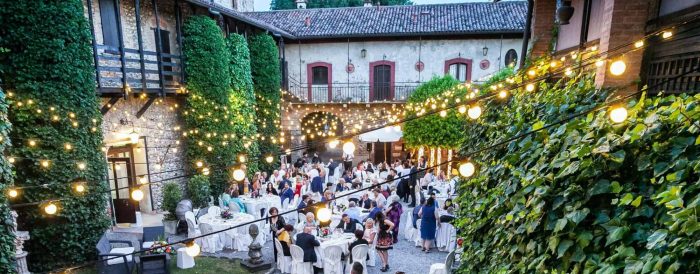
top-left (162, 182), bottom-right (182, 235)
top-left (187, 175), bottom-right (211, 211)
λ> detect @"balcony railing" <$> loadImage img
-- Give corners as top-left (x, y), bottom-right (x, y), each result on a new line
top-left (288, 82), bottom-right (421, 103)
top-left (95, 45), bottom-right (184, 96)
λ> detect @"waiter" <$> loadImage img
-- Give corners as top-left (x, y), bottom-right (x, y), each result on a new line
top-left (342, 150), bottom-right (354, 174)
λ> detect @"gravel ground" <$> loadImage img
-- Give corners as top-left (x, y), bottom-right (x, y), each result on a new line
top-left (175, 202), bottom-right (448, 274)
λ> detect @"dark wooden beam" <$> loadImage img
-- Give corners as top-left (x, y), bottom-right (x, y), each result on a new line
top-left (134, 0), bottom-right (147, 92)
top-left (86, 0), bottom-right (102, 89)
top-left (135, 96), bottom-right (157, 118)
top-left (175, 0), bottom-right (186, 84)
top-left (152, 0), bottom-right (166, 97)
top-left (114, 0), bottom-right (128, 93)
top-left (101, 97), bottom-right (121, 115)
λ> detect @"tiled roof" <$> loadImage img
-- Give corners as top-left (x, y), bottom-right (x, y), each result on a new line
top-left (245, 1), bottom-right (527, 39)
top-left (185, 0), bottom-right (295, 38)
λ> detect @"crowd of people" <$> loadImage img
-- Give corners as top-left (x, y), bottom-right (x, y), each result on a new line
top-left (223, 151), bottom-right (456, 273)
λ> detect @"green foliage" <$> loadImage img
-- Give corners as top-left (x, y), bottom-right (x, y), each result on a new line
top-left (403, 75), bottom-right (466, 148)
top-left (226, 34), bottom-right (260, 177)
top-left (248, 33), bottom-right (281, 171)
top-left (456, 71), bottom-right (700, 272)
top-left (162, 183), bottom-right (182, 218)
top-left (0, 88), bottom-right (17, 273)
top-left (187, 175), bottom-right (210, 208)
top-left (271, 0), bottom-right (412, 10)
top-left (0, 0), bottom-right (110, 271)
top-left (182, 16), bottom-right (237, 195)
top-left (479, 66), bottom-right (515, 90)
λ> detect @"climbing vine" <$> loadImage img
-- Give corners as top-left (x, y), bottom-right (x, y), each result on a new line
top-left (0, 87), bottom-right (16, 273)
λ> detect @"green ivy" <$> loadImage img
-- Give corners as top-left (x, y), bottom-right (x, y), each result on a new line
top-left (182, 16), bottom-right (236, 196)
top-left (226, 34), bottom-right (260, 178)
top-left (403, 76), bottom-right (466, 148)
top-left (248, 33), bottom-right (281, 172)
top-left (456, 70), bottom-right (700, 272)
top-left (187, 175), bottom-right (210, 209)
top-left (0, 88), bottom-right (17, 273)
top-left (0, 0), bottom-right (110, 271)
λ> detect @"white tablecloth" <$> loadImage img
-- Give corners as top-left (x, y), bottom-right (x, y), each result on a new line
top-left (313, 234), bottom-right (355, 268)
top-left (198, 213), bottom-right (265, 251)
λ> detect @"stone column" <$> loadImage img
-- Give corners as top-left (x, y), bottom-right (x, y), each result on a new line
top-left (11, 211), bottom-right (31, 274)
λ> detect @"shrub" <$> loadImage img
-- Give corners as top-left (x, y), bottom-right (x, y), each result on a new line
top-left (182, 16), bottom-right (237, 196)
top-left (0, 1), bottom-right (110, 271)
top-left (403, 75), bottom-right (466, 148)
top-left (0, 88), bottom-right (16, 273)
top-left (248, 33), bottom-right (281, 172)
top-left (456, 68), bottom-right (700, 272)
top-left (226, 34), bottom-right (260, 177)
top-left (187, 175), bottom-right (210, 209)
top-left (162, 183), bottom-right (182, 219)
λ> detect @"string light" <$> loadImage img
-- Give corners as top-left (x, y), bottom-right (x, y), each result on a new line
top-left (610, 60), bottom-right (627, 76)
top-left (317, 207), bottom-right (332, 223)
top-left (525, 83), bottom-right (535, 92)
top-left (328, 140), bottom-right (339, 149)
top-left (458, 162), bottom-right (476, 177)
top-left (595, 60), bottom-right (605, 67)
top-left (467, 105), bottom-right (482, 120)
top-left (609, 106), bottom-right (628, 123)
top-left (238, 155), bottom-right (247, 163)
top-left (458, 105), bottom-right (467, 114)
top-left (77, 162), bottom-right (86, 170)
top-left (185, 241), bottom-right (200, 257)
top-left (195, 161), bottom-right (203, 168)
top-left (634, 40), bottom-right (644, 48)
top-left (439, 110), bottom-right (447, 117)
top-left (662, 31), bottom-right (673, 39)
top-left (498, 90), bottom-right (508, 99)
top-left (342, 141), bottom-right (356, 154)
top-left (44, 202), bottom-right (58, 215)
top-left (202, 167), bottom-right (210, 176)
top-left (131, 189), bottom-right (144, 201)
top-left (64, 143), bottom-right (73, 150)
top-left (28, 140), bottom-right (37, 147)
top-left (8, 188), bottom-right (19, 198)
top-left (265, 155), bottom-right (274, 163)
top-left (232, 168), bottom-right (246, 181)
top-left (8, 157), bottom-right (15, 164)
top-left (41, 160), bottom-right (50, 168)
top-left (73, 182), bottom-right (86, 193)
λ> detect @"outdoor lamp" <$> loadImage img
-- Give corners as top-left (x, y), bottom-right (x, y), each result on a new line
top-left (609, 106), bottom-right (628, 123)
top-left (265, 155), bottom-right (275, 163)
top-left (7, 188), bottom-right (19, 198)
top-left (557, 1), bottom-right (574, 25)
top-left (459, 162), bottom-right (476, 177)
top-left (317, 208), bottom-right (332, 223)
top-left (610, 60), bottom-right (627, 76)
top-left (361, 49), bottom-right (367, 58)
top-left (232, 167), bottom-right (246, 181)
top-left (186, 241), bottom-right (200, 257)
top-left (44, 202), bottom-right (58, 215)
top-left (131, 189), bottom-right (144, 201)
top-left (482, 46), bottom-right (488, 56)
top-left (343, 141), bottom-right (356, 154)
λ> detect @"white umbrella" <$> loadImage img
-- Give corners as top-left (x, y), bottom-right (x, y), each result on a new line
top-left (358, 126), bottom-right (403, 142)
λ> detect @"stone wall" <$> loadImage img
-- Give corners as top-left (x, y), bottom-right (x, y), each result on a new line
top-left (101, 97), bottom-right (187, 212)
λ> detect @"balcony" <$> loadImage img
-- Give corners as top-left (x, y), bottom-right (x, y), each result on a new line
top-left (95, 45), bottom-right (184, 96)
top-left (287, 82), bottom-right (421, 103)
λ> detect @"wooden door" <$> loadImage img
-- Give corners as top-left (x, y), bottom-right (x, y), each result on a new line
top-left (373, 65), bottom-right (392, 101)
top-left (108, 157), bottom-right (137, 224)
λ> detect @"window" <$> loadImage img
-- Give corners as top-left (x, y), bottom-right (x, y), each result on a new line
top-left (311, 66), bottom-right (328, 85)
top-left (448, 63), bottom-right (469, 82)
top-left (98, 0), bottom-right (120, 48)
top-left (504, 49), bottom-right (518, 67)
top-left (154, 29), bottom-right (173, 82)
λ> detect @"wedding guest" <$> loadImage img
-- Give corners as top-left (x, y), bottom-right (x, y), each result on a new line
top-left (327, 158), bottom-right (339, 177)
top-left (367, 201), bottom-right (383, 221)
top-left (336, 214), bottom-right (362, 233)
top-left (419, 197), bottom-right (440, 253)
top-left (375, 212), bottom-right (395, 272)
top-left (348, 229), bottom-right (370, 262)
top-left (227, 190), bottom-right (246, 213)
top-left (336, 178), bottom-right (347, 192)
top-left (265, 182), bottom-right (278, 196)
top-left (343, 201), bottom-right (363, 222)
top-left (358, 193), bottom-right (372, 209)
top-left (385, 195), bottom-right (403, 243)
top-left (279, 183), bottom-right (294, 206)
top-left (269, 207), bottom-right (288, 259)
top-left (363, 218), bottom-right (377, 246)
top-left (277, 224), bottom-right (294, 256)
top-left (295, 226), bottom-right (321, 264)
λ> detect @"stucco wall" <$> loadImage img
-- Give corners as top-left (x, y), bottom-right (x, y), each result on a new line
top-left (285, 37), bottom-right (523, 86)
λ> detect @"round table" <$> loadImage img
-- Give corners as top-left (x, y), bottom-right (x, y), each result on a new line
top-left (198, 212), bottom-right (265, 251)
top-left (294, 233), bottom-right (355, 268)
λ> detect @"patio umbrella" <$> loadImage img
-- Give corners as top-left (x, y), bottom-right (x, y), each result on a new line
top-left (358, 126), bottom-right (403, 142)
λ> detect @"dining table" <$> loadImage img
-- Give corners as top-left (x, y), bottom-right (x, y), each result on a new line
top-left (240, 195), bottom-right (282, 230)
top-left (197, 212), bottom-right (265, 251)
top-left (295, 232), bottom-right (356, 268)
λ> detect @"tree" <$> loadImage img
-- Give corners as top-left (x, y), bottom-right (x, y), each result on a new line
top-left (0, 0), bottom-right (110, 270)
top-left (248, 33), bottom-right (282, 172)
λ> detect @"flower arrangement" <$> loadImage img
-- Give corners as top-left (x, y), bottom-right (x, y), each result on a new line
top-left (321, 227), bottom-right (330, 237)
top-left (146, 240), bottom-right (175, 255)
top-left (220, 210), bottom-right (234, 220)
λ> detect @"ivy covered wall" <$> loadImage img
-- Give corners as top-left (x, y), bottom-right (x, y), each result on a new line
top-left (0, 88), bottom-right (17, 273)
top-left (456, 71), bottom-right (700, 272)
top-left (0, 0), bottom-right (111, 271)
top-left (248, 33), bottom-right (281, 172)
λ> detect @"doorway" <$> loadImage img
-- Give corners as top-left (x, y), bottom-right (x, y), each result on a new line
top-left (373, 65), bottom-right (392, 101)
top-left (373, 142), bottom-right (393, 163)
top-left (107, 153), bottom-right (137, 224)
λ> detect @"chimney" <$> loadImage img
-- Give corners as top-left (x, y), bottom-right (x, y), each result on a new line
top-left (296, 0), bottom-right (306, 9)
top-left (304, 16), bottom-right (311, 26)
top-left (364, 0), bottom-right (372, 7)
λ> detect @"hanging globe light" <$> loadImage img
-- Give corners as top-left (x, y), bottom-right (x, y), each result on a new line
top-left (467, 105), bottom-right (482, 120)
top-left (131, 189), bottom-right (144, 201)
top-left (343, 141), bottom-right (356, 154)
top-left (317, 208), bottom-right (332, 223)
top-left (185, 242), bottom-right (200, 257)
top-left (609, 60), bottom-right (626, 76)
top-left (459, 162), bottom-right (476, 177)
top-left (233, 168), bottom-right (246, 181)
top-left (44, 202), bottom-right (58, 215)
top-left (609, 106), bottom-right (628, 123)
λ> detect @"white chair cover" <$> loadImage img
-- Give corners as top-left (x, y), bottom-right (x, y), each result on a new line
top-left (228, 202), bottom-right (241, 213)
top-left (290, 244), bottom-right (313, 274)
top-left (429, 250), bottom-right (456, 274)
top-left (208, 206), bottom-right (222, 216)
top-left (379, 171), bottom-right (388, 179)
top-left (436, 223), bottom-right (457, 252)
top-left (298, 213), bottom-right (305, 224)
top-left (282, 198), bottom-right (290, 209)
top-left (404, 211), bottom-right (416, 241)
top-left (218, 195), bottom-right (225, 209)
top-left (198, 223), bottom-right (222, 253)
top-left (322, 245), bottom-right (344, 274)
top-left (367, 228), bottom-right (378, 267)
top-left (355, 223), bottom-right (364, 231)
top-left (184, 212), bottom-right (200, 239)
top-left (274, 239), bottom-right (292, 274)
top-left (414, 221), bottom-right (423, 247)
top-left (346, 244), bottom-right (368, 274)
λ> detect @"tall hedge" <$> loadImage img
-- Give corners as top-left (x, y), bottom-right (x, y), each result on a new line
top-left (0, 0), bottom-right (110, 271)
top-left (226, 34), bottom-right (260, 177)
top-left (248, 33), bottom-right (281, 172)
top-left (403, 76), bottom-right (465, 148)
top-left (182, 16), bottom-right (236, 196)
top-left (457, 72), bottom-right (700, 272)
top-left (0, 88), bottom-right (17, 273)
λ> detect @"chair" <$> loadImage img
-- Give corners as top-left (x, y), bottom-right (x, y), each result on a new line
top-left (404, 212), bottom-right (416, 241)
top-left (96, 235), bottom-right (135, 274)
top-left (274, 239), bottom-right (292, 274)
top-left (199, 223), bottom-right (222, 253)
top-left (367, 228), bottom-right (378, 267)
top-left (429, 250), bottom-right (456, 274)
top-left (141, 226), bottom-right (165, 249)
top-left (282, 198), bottom-right (290, 210)
top-left (379, 171), bottom-right (388, 179)
top-left (138, 253), bottom-right (169, 274)
top-left (184, 212), bottom-right (201, 245)
top-left (414, 221), bottom-right (423, 247)
top-left (322, 245), bottom-right (343, 274)
top-left (208, 206), bottom-right (222, 216)
top-left (346, 244), bottom-right (368, 274)
top-left (298, 212), bottom-right (305, 224)
top-left (355, 223), bottom-right (364, 232)
top-left (290, 244), bottom-right (313, 274)
top-left (218, 194), bottom-right (226, 209)
top-left (229, 202), bottom-right (241, 213)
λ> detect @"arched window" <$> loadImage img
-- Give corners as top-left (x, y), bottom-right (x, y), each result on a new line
top-left (505, 49), bottom-right (518, 67)
top-left (444, 58), bottom-right (472, 82)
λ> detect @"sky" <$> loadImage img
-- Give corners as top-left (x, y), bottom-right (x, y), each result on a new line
top-left (251, 0), bottom-right (499, 12)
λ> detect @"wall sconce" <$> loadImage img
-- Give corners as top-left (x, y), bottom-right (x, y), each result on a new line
top-left (482, 46), bottom-right (488, 56)
top-left (557, 0), bottom-right (574, 25)
top-left (360, 49), bottom-right (367, 58)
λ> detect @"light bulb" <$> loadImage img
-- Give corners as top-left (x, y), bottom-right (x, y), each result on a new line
top-left (41, 160), bottom-right (50, 168)
top-left (662, 31), bottom-right (672, 39)
top-left (131, 189), bottom-right (144, 201)
top-left (458, 105), bottom-right (467, 114)
top-left (525, 83), bottom-right (535, 92)
top-left (29, 140), bottom-right (37, 147)
top-left (343, 141), bottom-right (356, 154)
top-left (139, 176), bottom-right (148, 184)
top-left (328, 140), bottom-right (339, 149)
top-left (467, 106), bottom-right (482, 120)
top-left (233, 168), bottom-right (246, 181)
top-left (77, 162), bottom-right (86, 170)
top-left (65, 143), bottom-right (73, 150)
top-left (265, 155), bottom-right (274, 163)
top-left (317, 207), bottom-right (332, 222)
top-left (44, 203), bottom-right (58, 215)
top-left (550, 61), bottom-right (558, 68)
top-left (202, 167), bottom-right (210, 176)
top-left (609, 60), bottom-right (626, 76)
top-left (609, 106), bottom-right (628, 123)
top-left (8, 188), bottom-right (18, 198)
top-left (459, 162), bottom-right (476, 177)
top-left (196, 161), bottom-right (203, 168)
top-left (8, 157), bottom-right (15, 164)
top-left (186, 242), bottom-right (200, 257)
top-left (498, 90), bottom-right (508, 99)
top-left (595, 60), bottom-right (605, 67)
top-left (527, 70), bottom-right (536, 76)
top-left (439, 110), bottom-right (447, 117)
top-left (129, 132), bottom-right (139, 144)
top-left (238, 155), bottom-right (247, 163)
top-left (74, 183), bottom-right (86, 193)
top-left (634, 40), bottom-right (644, 48)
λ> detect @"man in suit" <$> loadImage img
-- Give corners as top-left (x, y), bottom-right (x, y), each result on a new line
top-left (327, 159), bottom-right (338, 177)
top-left (297, 194), bottom-right (310, 214)
top-left (296, 226), bottom-right (321, 264)
top-left (311, 152), bottom-right (321, 164)
top-left (336, 213), bottom-right (362, 233)
top-left (280, 183), bottom-right (295, 206)
top-left (407, 160), bottom-right (418, 207)
top-left (310, 169), bottom-right (325, 196)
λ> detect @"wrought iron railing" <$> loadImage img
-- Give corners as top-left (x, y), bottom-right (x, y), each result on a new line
top-left (95, 45), bottom-right (184, 95)
top-left (288, 82), bottom-right (421, 103)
